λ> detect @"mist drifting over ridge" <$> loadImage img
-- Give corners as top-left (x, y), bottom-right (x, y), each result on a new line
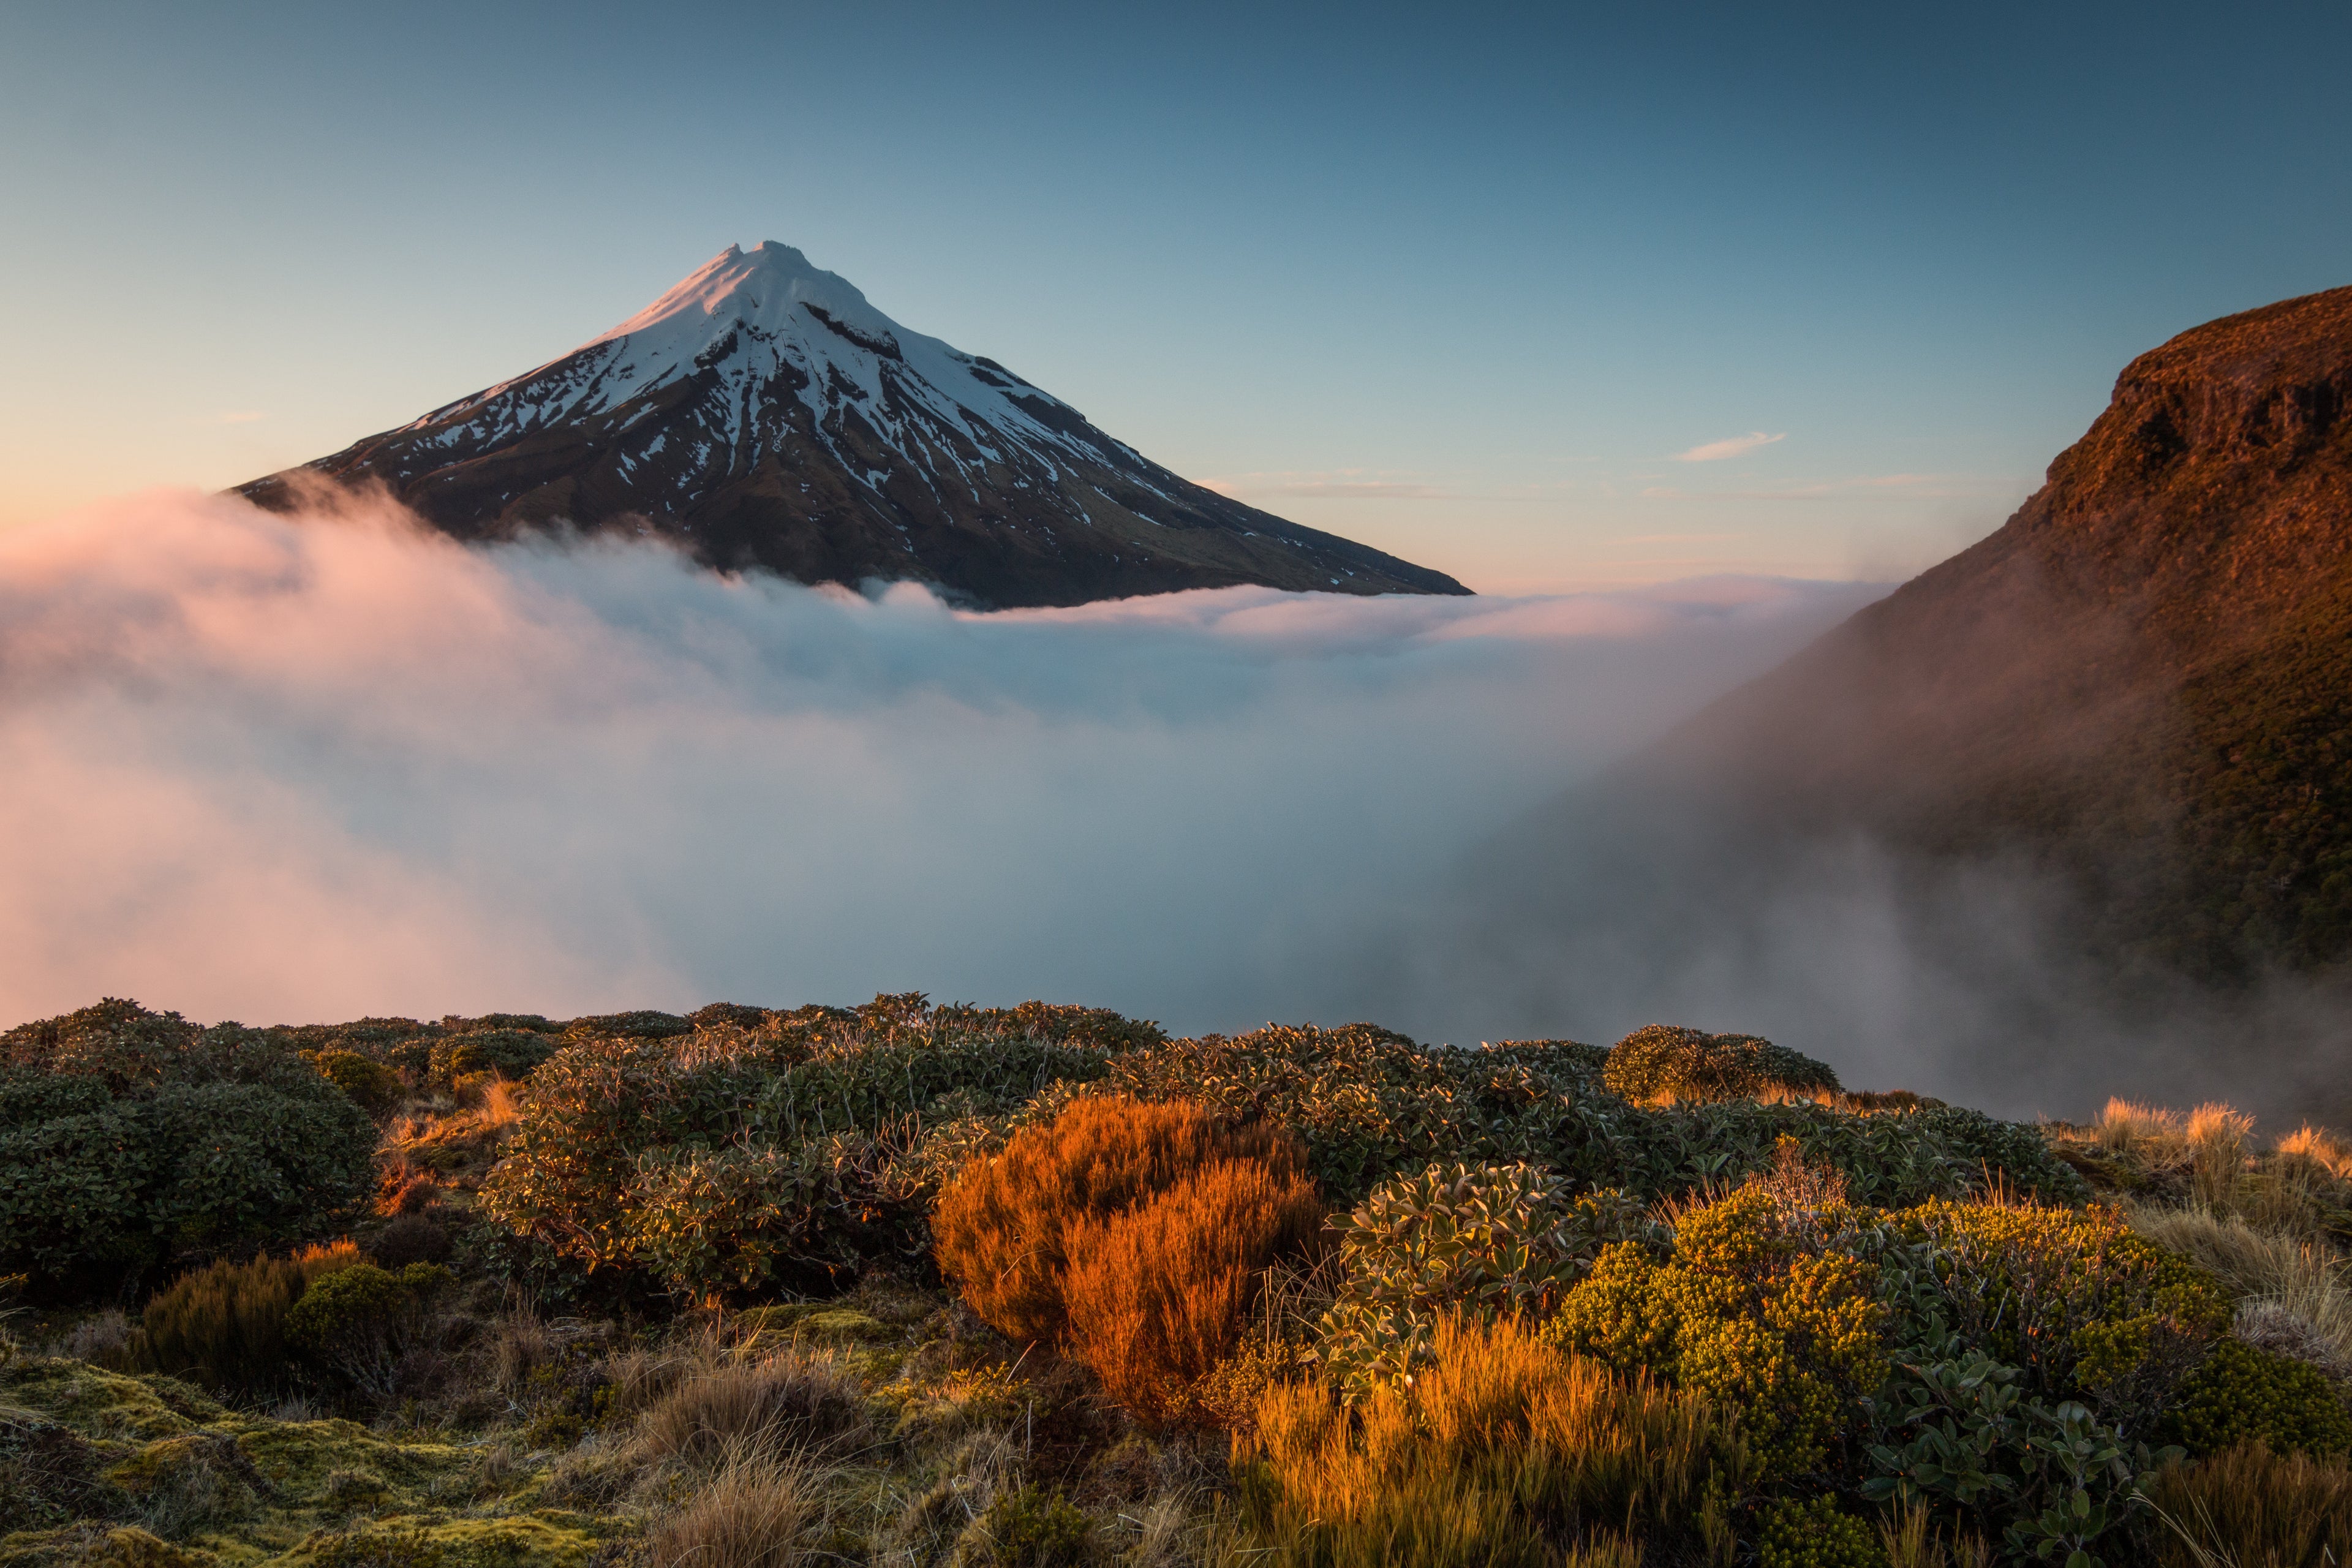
top-left (0, 486), bottom-right (1875, 1045)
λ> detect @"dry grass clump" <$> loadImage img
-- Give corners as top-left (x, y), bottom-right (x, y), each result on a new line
top-left (2187, 1103), bottom-right (2256, 1209)
top-left (2093, 1098), bottom-right (2190, 1161)
top-left (639, 1349), bottom-right (873, 1467)
top-left (1240, 1313), bottom-right (1723, 1566)
top-left (2145, 1439), bottom-right (2352, 1566)
top-left (2280, 1124), bottom-right (2352, 1184)
top-left (2127, 1203), bottom-right (2352, 1371)
top-left (647, 1446), bottom-right (821, 1568)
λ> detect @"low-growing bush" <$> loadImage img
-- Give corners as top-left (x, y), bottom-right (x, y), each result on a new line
top-left (1554, 1184), bottom-right (1887, 1477)
top-left (956, 1484), bottom-right (1093, 1568)
top-left (1602, 1025), bottom-right (1842, 1105)
top-left (426, 1030), bottom-right (557, 1090)
top-left (312, 1052), bottom-right (403, 1113)
top-left (933, 1095), bottom-right (1305, 1346)
top-left (480, 994), bottom-right (1138, 1293)
top-left (1863, 1333), bottom-right (2169, 1565)
top-left (0, 1001), bottom-right (378, 1282)
top-left (127, 1242), bottom-right (362, 1393)
top-left (369, 1213), bottom-right (453, 1268)
top-left (284, 1261), bottom-right (453, 1396)
top-left (1755, 1496), bottom-right (1880, 1568)
top-left (1317, 1161), bottom-right (1656, 1396)
top-left (1061, 1138), bottom-right (1322, 1426)
top-left (2160, 1337), bottom-right (2352, 1458)
top-left (628, 1128), bottom-right (929, 1300)
top-left (1892, 1199), bottom-right (2231, 1423)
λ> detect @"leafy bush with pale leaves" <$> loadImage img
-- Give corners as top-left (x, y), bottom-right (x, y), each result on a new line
top-left (1317, 1161), bottom-right (1659, 1395)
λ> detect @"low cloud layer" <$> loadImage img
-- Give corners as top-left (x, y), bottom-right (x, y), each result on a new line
top-left (0, 489), bottom-right (1879, 1050)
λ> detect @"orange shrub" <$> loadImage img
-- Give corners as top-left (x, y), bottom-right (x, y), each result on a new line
top-left (1063, 1151), bottom-right (1322, 1426)
top-left (931, 1095), bottom-right (1308, 1344)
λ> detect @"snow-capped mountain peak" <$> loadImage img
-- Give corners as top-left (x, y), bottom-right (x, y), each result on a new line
top-left (246, 243), bottom-right (1469, 608)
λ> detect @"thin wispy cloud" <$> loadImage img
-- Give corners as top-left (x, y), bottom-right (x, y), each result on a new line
top-left (1200, 470), bottom-right (1450, 501)
top-left (1673, 431), bottom-right (1786, 463)
top-left (1642, 473), bottom-right (2007, 502)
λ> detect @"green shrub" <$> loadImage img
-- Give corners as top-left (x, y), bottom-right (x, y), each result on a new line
top-left (2161, 1338), bottom-right (2352, 1458)
top-left (426, 1030), bottom-right (556, 1090)
top-left (958, 1485), bottom-right (1091, 1568)
top-left (1603, 1025), bottom-right (1842, 1104)
top-left (1889, 1199), bottom-right (2230, 1422)
top-left (1552, 1185), bottom-right (1887, 1477)
top-left (285, 1260), bottom-right (453, 1396)
top-left (0, 1001), bottom-right (377, 1282)
top-left (563, 1010), bottom-right (692, 1040)
top-left (1756, 1496), bottom-right (1882, 1568)
top-left (129, 1242), bottom-right (362, 1393)
top-left (1863, 1335), bottom-right (2171, 1566)
top-left (628, 1130), bottom-right (929, 1298)
top-left (1107, 1024), bottom-right (1616, 1201)
top-left (479, 994), bottom-right (1136, 1288)
top-left (314, 1051), bottom-right (402, 1112)
top-left (1317, 1161), bottom-right (1656, 1395)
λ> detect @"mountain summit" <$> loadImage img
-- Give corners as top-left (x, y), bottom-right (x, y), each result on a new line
top-left (241, 242), bottom-right (1469, 607)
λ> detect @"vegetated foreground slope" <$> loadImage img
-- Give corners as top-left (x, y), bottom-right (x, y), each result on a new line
top-left (238, 243), bottom-right (1471, 608)
top-left (10, 993), bottom-right (2352, 1568)
top-left (1632, 283), bottom-right (2352, 979)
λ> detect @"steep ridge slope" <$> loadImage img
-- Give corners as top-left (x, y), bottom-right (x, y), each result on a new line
top-left (1375, 287), bottom-right (2352, 1119)
top-left (241, 243), bottom-right (1470, 608)
top-left (1636, 284), bottom-right (2352, 978)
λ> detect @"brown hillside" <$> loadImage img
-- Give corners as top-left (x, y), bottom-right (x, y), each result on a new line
top-left (1645, 284), bottom-right (2352, 974)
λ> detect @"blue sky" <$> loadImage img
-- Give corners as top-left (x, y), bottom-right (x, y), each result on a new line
top-left (4, 1), bottom-right (2346, 590)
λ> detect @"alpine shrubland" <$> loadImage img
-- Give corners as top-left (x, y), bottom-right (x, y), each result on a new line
top-left (2, 996), bottom-right (2349, 1568)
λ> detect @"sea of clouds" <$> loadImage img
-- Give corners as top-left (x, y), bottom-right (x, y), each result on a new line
top-left (0, 488), bottom-right (1884, 1054)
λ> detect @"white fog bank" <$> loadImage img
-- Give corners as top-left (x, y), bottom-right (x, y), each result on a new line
top-left (0, 489), bottom-right (1881, 1041)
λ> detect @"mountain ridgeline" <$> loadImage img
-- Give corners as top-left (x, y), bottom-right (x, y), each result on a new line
top-left (1414, 284), bottom-right (2352, 1121)
top-left (239, 243), bottom-right (1469, 608)
top-left (1645, 282), bottom-right (2352, 977)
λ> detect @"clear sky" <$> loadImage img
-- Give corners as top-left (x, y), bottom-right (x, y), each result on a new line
top-left (4, 1), bottom-right (2347, 592)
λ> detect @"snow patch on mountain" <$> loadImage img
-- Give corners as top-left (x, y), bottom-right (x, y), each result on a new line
top-left (400, 241), bottom-right (1116, 489)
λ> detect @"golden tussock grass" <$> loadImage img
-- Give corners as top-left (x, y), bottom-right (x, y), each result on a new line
top-left (647, 1444), bottom-right (822, 1568)
top-left (2127, 1202), bottom-right (2352, 1369)
top-left (1239, 1313), bottom-right (1721, 1567)
top-left (2144, 1440), bottom-right (2352, 1567)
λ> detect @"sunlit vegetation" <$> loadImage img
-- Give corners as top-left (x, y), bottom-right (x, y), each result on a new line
top-left (4, 995), bottom-right (2351, 1567)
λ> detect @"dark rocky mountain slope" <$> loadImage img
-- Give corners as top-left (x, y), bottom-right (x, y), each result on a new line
top-left (239, 242), bottom-right (1469, 608)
